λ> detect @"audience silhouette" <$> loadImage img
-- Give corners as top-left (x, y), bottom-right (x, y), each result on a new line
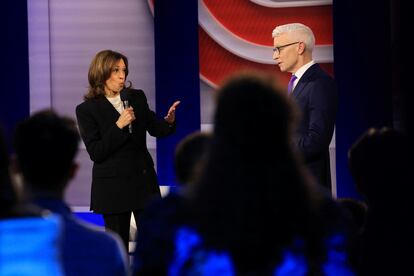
top-left (131, 72), bottom-right (355, 275)
top-left (184, 72), bottom-right (355, 275)
top-left (1, 126), bottom-right (63, 275)
top-left (336, 197), bottom-right (367, 271)
top-left (174, 131), bottom-right (211, 187)
top-left (132, 131), bottom-right (211, 275)
top-left (0, 128), bottom-right (19, 218)
top-left (12, 110), bottom-right (128, 276)
top-left (336, 198), bottom-right (367, 234)
top-left (348, 127), bottom-right (411, 275)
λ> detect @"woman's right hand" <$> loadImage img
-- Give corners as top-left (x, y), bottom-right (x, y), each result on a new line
top-left (116, 107), bottom-right (135, 129)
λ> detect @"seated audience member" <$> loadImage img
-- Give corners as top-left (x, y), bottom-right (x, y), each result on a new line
top-left (336, 198), bottom-right (367, 234)
top-left (336, 197), bottom-right (367, 270)
top-left (1, 128), bottom-right (19, 218)
top-left (12, 110), bottom-right (128, 276)
top-left (174, 131), bottom-right (211, 188)
top-left (348, 127), bottom-right (411, 275)
top-left (1, 128), bottom-right (63, 275)
top-left (132, 131), bottom-right (211, 275)
top-left (170, 72), bottom-right (354, 275)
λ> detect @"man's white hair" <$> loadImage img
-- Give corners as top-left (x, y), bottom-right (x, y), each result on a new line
top-left (272, 23), bottom-right (315, 52)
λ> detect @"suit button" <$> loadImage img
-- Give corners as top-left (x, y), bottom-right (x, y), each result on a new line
top-left (142, 169), bottom-right (147, 174)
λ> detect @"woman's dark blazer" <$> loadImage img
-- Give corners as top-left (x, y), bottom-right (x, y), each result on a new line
top-left (76, 89), bottom-right (175, 214)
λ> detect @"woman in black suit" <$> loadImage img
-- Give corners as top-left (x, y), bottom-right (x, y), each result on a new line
top-left (76, 49), bottom-right (179, 251)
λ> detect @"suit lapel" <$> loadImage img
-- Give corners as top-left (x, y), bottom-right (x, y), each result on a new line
top-left (291, 79), bottom-right (306, 99)
top-left (291, 63), bottom-right (319, 99)
top-left (97, 96), bottom-right (120, 123)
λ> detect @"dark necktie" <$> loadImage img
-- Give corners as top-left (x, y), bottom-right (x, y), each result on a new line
top-left (287, 74), bottom-right (297, 95)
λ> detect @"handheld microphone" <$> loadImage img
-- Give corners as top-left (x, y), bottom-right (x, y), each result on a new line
top-left (120, 88), bottom-right (132, 134)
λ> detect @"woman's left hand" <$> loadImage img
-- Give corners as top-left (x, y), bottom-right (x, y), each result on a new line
top-left (164, 101), bottom-right (181, 124)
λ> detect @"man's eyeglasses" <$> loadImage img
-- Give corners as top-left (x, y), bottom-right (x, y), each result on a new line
top-left (273, 42), bottom-right (300, 55)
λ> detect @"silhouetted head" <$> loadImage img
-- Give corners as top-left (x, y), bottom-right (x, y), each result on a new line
top-left (348, 127), bottom-right (409, 204)
top-left (213, 71), bottom-right (298, 160)
top-left (13, 110), bottom-right (80, 195)
top-left (174, 131), bottom-right (211, 186)
top-left (2, 127), bottom-right (44, 218)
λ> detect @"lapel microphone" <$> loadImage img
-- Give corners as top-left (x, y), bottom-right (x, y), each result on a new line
top-left (120, 88), bottom-right (132, 134)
